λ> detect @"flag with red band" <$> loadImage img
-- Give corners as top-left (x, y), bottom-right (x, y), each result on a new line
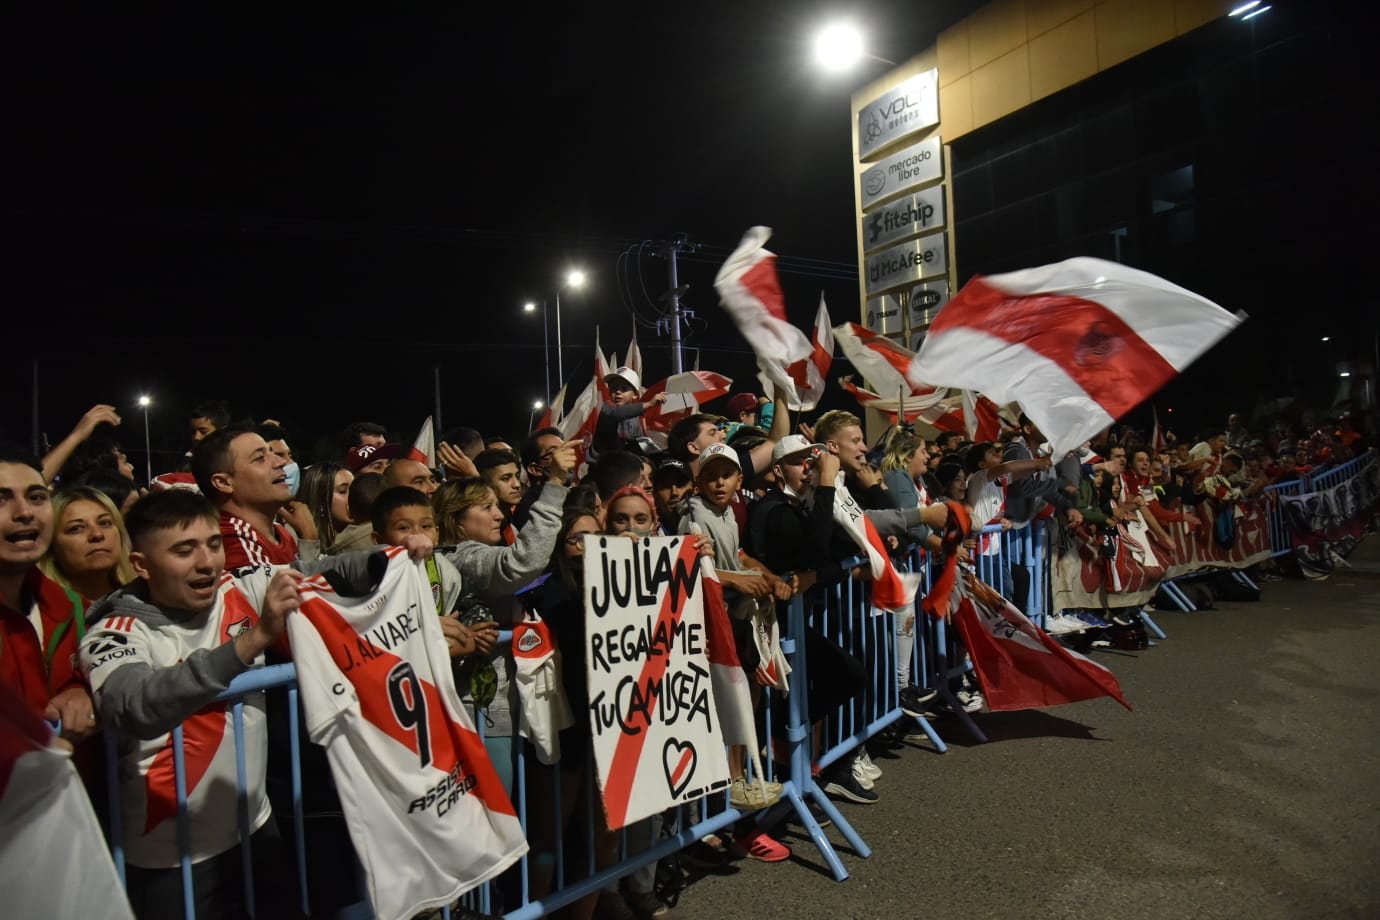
top-left (909, 257), bottom-right (1243, 458)
top-left (829, 473), bottom-right (919, 614)
top-left (642, 371), bottom-right (734, 433)
top-left (714, 226), bottom-right (820, 409)
top-left (952, 575), bottom-right (1132, 712)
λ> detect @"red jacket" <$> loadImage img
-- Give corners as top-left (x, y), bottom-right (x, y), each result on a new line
top-left (0, 569), bottom-right (89, 715)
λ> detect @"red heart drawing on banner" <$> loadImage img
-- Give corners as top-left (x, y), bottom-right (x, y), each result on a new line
top-left (663, 738), bottom-right (697, 798)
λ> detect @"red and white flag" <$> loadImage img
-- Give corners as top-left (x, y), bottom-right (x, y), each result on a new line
top-left (713, 226), bottom-right (817, 408)
top-left (962, 390), bottom-right (1002, 442)
top-left (696, 538), bottom-right (763, 777)
top-left (830, 473), bottom-right (919, 614)
top-left (780, 294), bottom-right (833, 410)
top-left (1151, 405), bottom-right (1167, 453)
top-left (593, 329), bottom-right (614, 405)
top-left (838, 376), bottom-right (960, 429)
top-left (641, 371), bottom-right (733, 433)
top-left (909, 257), bottom-right (1243, 458)
top-left (952, 575), bottom-right (1131, 712)
top-left (534, 383), bottom-right (567, 431)
top-left (410, 416), bottom-right (436, 467)
top-left (834, 322), bottom-right (917, 399)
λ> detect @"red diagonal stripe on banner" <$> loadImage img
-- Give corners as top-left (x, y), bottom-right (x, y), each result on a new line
top-left (847, 323), bottom-right (918, 385)
top-left (929, 278), bottom-right (1178, 419)
top-left (738, 255), bottom-right (787, 322)
top-left (601, 539), bottom-right (701, 829)
top-left (297, 595), bottom-right (516, 817)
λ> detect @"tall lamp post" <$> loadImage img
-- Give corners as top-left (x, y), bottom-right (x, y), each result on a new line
top-left (554, 269), bottom-right (586, 389)
top-left (524, 300), bottom-right (552, 407)
top-left (137, 395), bottom-right (153, 483)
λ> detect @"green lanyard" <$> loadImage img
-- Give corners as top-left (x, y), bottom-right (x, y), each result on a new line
top-left (425, 557), bottom-right (445, 616)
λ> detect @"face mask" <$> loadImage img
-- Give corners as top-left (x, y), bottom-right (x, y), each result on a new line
top-left (282, 461), bottom-right (301, 497)
top-left (625, 524), bottom-right (656, 540)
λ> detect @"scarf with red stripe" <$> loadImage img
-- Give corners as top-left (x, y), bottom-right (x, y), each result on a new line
top-left (829, 473), bottom-right (919, 614)
top-left (921, 500), bottom-right (972, 619)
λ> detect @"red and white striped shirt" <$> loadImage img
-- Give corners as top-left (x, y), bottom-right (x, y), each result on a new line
top-left (220, 512), bottom-right (299, 569)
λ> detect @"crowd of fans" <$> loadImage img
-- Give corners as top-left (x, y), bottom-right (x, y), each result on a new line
top-left (1, 375), bottom-right (1372, 919)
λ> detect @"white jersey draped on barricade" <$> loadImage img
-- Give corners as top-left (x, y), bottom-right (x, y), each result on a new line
top-left (584, 534), bottom-right (756, 829)
top-left (289, 548), bottom-right (527, 920)
top-left (0, 682), bottom-right (135, 920)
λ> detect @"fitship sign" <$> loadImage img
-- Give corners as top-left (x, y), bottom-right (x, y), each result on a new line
top-left (584, 534), bottom-right (730, 829)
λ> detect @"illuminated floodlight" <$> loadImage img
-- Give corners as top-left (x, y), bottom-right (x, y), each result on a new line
top-left (566, 270), bottom-right (586, 289)
top-left (1228, 1), bottom-right (1261, 15)
top-left (137, 395), bottom-right (152, 407)
top-left (814, 22), bottom-right (864, 71)
top-left (1241, 5), bottom-right (1271, 21)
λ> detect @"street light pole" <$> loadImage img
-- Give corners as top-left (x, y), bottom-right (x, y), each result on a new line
top-left (525, 300), bottom-right (552, 406)
top-left (554, 269), bottom-right (586, 391)
top-left (137, 395), bottom-right (152, 483)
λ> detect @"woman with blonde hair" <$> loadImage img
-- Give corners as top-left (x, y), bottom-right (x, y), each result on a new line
top-left (39, 486), bottom-right (136, 601)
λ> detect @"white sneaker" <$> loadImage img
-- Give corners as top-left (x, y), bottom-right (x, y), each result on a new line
top-left (850, 756), bottom-right (876, 790)
top-left (856, 750), bottom-right (882, 782)
top-left (957, 688), bottom-right (985, 713)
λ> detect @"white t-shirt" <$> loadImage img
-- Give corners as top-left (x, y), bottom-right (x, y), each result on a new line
top-left (964, 468), bottom-right (1008, 532)
top-left (288, 549), bottom-right (527, 920)
top-left (81, 575), bottom-right (271, 868)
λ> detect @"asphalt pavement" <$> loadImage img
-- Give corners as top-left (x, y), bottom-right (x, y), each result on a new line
top-left (666, 542), bottom-right (1380, 920)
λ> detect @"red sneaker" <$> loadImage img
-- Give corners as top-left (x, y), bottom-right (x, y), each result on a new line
top-left (734, 829), bottom-right (791, 863)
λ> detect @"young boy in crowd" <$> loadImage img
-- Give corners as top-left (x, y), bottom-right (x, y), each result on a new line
top-left (677, 443), bottom-right (792, 860)
top-left (370, 486), bottom-right (497, 660)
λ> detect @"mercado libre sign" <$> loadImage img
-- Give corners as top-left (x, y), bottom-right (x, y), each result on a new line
top-left (857, 69), bottom-right (939, 159)
top-left (864, 232), bottom-right (948, 296)
top-left (860, 135), bottom-right (943, 210)
top-left (862, 185), bottom-right (946, 253)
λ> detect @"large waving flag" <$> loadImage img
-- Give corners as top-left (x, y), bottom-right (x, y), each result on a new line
top-left (533, 383), bottom-right (566, 432)
top-left (713, 226), bottom-right (817, 409)
top-left (909, 257), bottom-right (1243, 458)
top-left (953, 574), bottom-right (1131, 712)
top-left (642, 371), bottom-right (733, 433)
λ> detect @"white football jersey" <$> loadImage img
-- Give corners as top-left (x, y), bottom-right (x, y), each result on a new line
top-left (81, 574), bottom-right (271, 869)
top-left (289, 548), bottom-right (527, 920)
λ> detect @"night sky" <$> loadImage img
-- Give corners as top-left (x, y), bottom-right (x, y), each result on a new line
top-left (3, 2), bottom-right (1371, 467)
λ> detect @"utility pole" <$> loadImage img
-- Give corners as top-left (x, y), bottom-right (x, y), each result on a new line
top-left (656, 234), bottom-right (697, 374)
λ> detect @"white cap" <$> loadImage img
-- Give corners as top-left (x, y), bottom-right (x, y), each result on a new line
top-left (771, 434), bottom-right (825, 463)
top-left (605, 366), bottom-right (642, 393)
top-left (697, 442), bottom-right (741, 472)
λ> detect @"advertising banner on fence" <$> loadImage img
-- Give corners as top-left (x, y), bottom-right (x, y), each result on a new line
top-left (584, 534), bottom-right (731, 829)
top-left (1281, 455), bottom-right (1380, 577)
top-left (1053, 499), bottom-right (1273, 610)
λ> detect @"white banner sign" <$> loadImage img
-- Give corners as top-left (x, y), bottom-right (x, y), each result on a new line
top-left (583, 535), bottom-right (730, 829)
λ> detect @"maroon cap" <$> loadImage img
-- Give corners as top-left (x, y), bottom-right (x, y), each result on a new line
top-left (727, 393), bottom-right (759, 417)
top-left (344, 443), bottom-right (406, 471)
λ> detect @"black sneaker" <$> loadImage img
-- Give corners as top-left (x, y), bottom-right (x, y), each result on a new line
top-left (899, 684), bottom-right (939, 718)
top-left (823, 769), bottom-right (879, 804)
